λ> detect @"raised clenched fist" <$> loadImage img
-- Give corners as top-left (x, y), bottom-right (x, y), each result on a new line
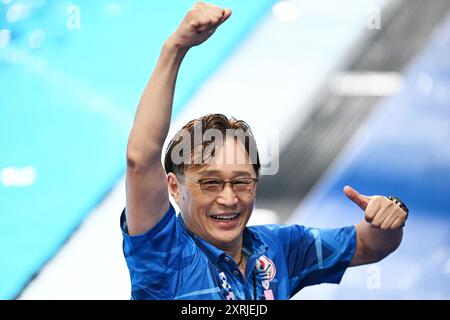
top-left (168, 2), bottom-right (232, 49)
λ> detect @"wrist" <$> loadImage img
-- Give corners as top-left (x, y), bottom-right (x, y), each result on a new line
top-left (164, 36), bottom-right (190, 56)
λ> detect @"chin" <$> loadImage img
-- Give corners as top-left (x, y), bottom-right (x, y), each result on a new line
top-left (211, 228), bottom-right (242, 245)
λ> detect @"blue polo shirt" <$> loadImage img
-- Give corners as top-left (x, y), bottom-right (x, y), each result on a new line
top-left (120, 203), bottom-right (356, 300)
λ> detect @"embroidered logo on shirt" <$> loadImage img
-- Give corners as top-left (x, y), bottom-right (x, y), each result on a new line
top-left (256, 255), bottom-right (276, 300)
top-left (256, 255), bottom-right (276, 282)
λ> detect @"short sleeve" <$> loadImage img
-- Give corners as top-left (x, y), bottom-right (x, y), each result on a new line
top-left (120, 202), bottom-right (186, 299)
top-left (278, 225), bottom-right (356, 297)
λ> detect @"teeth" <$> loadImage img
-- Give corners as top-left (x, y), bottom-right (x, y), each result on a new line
top-left (210, 213), bottom-right (240, 221)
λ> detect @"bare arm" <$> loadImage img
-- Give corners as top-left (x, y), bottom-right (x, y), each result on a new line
top-left (351, 220), bottom-right (403, 266)
top-left (343, 186), bottom-right (408, 267)
top-left (125, 2), bottom-right (232, 235)
top-left (125, 43), bottom-right (187, 236)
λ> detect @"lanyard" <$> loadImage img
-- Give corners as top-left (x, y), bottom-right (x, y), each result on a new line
top-left (182, 223), bottom-right (273, 300)
top-left (216, 256), bottom-right (274, 300)
top-left (210, 255), bottom-right (263, 300)
top-left (195, 240), bottom-right (272, 300)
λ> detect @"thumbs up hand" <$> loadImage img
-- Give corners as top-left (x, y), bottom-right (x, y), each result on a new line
top-left (344, 186), bottom-right (408, 230)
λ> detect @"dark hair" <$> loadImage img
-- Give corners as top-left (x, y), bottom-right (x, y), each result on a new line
top-left (164, 113), bottom-right (260, 177)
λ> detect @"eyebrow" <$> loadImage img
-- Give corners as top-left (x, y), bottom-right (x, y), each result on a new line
top-left (199, 170), bottom-right (252, 177)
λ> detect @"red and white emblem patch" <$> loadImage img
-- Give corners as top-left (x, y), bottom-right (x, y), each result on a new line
top-left (256, 255), bottom-right (276, 281)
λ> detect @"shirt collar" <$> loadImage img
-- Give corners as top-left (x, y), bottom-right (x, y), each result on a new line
top-left (178, 215), bottom-right (268, 264)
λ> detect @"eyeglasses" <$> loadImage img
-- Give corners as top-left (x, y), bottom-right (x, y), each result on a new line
top-left (183, 173), bottom-right (258, 195)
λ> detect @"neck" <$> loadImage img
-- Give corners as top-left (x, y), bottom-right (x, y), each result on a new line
top-left (223, 241), bottom-right (247, 278)
top-left (224, 245), bottom-right (242, 264)
top-left (182, 218), bottom-right (245, 264)
top-left (215, 235), bottom-right (243, 264)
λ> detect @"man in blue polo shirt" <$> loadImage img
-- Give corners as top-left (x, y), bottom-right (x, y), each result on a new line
top-left (122, 2), bottom-right (409, 300)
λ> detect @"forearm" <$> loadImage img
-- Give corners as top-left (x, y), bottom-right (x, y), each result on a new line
top-left (127, 39), bottom-right (189, 163)
top-left (355, 220), bottom-right (403, 260)
top-left (127, 3), bottom-right (232, 164)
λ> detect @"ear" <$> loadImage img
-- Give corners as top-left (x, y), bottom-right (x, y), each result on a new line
top-left (167, 173), bottom-right (183, 203)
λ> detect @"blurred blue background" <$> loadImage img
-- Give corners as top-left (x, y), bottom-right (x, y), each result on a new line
top-left (1, 0), bottom-right (449, 299)
top-left (0, 0), bottom-right (275, 299)
top-left (292, 14), bottom-right (450, 299)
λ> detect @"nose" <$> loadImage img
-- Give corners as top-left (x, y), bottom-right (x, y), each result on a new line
top-left (216, 182), bottom-right (239, 207)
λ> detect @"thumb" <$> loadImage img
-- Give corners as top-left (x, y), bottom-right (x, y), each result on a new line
top-left (343, 185), bottom-right (370, 211)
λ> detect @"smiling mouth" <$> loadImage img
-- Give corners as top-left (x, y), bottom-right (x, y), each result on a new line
top-left (209, 212), bottom-right (241, 221)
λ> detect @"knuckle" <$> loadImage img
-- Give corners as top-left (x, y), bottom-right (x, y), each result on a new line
top-left (366, 211), bottom-right (376, 220)
top-left (383, 196), bottom-right (393, 205)
top-left (371, 220), bottom-right (381, 228)
top-left (366, 203), bottom-right (379, 215)
top-left (378, 196), bottom-right (391, 207)
top-left (368, 197), bottom-right (382, 211)
top-left (393, 220), bottom-right (403, 229)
